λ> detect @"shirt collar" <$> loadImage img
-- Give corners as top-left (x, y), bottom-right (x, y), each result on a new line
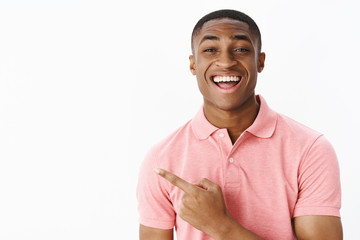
top-left (191, 105), bottom-right (218, 140)
top-left (246, 95), bottom-right (278, 138)
top-left (191, 95), bottom-right (278, 140)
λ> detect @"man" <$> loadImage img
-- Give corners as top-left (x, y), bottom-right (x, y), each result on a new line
top-left (137, 9), bottom-right (342, 239)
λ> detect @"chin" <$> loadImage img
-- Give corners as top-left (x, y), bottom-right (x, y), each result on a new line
top-left (212, 100), bottom-right (245, 112)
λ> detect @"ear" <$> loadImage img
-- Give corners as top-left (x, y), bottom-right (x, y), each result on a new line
top-left (257, 52), bottom-right (266, 73)
top-left (189, 55), bottom-right (196, 75)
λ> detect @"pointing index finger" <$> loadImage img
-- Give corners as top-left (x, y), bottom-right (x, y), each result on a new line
top-left (155, 168), bottom-right (195, 194)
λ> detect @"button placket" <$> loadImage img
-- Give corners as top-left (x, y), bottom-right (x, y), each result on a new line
top-left (216, 129), bottom-right (240, 187)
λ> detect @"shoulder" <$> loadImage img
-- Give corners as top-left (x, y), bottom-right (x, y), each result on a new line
top-left (274, 112), bottom-right (339, 173)
top-left (273, 112), bottom-right (335, 155)
top-left (276, 113), bottom-right (323, 140)
top-left (271, 110), bottom-right (337, 165)
top-left (254, 95), bottom-right (323, 145)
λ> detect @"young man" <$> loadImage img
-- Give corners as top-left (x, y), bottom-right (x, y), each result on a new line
top-left (137, 9), bottom-right (342, 240)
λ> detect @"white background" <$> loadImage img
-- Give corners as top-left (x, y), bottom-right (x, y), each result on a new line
top-left (0, 0), bottom-right (359, 239)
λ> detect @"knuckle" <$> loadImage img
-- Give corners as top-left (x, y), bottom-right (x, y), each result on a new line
top-left (212, 183), bottom-right (222, 193)
top-left (178, 207), bottom-right (187, 218)
top-left (201, 178), bottom-right (208, 183)
top-left (181, 194), bottom-right (190, 204)
top-left (168, 175), bottom-right (177, 184)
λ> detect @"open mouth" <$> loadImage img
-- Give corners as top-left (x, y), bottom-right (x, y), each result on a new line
top-left (212, 75), bottom-right (241, 89)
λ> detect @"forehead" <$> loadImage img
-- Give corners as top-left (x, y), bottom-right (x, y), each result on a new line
top-left (194, 18), bottom-right (257, 47)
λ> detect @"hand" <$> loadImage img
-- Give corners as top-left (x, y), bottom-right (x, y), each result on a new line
top-left (154, 168), bottom-right (230, 238)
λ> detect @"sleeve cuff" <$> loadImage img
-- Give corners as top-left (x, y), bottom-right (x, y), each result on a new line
top-left (139, 217), bottom-right (175, 230)
top-left (293, 206), bottom-right (340, 218)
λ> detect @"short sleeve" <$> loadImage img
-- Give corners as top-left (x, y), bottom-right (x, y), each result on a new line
top-left (136, 148), bottom-right (175, 229)
top-left (293, 135), bottom-right (341, 217)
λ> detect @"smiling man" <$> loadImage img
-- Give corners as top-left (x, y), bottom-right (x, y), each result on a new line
top-left (137, 9), bottom-right (342, 240)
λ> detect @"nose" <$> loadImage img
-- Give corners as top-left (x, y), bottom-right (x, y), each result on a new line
top-left (215, 51), bottom-right (237, 69)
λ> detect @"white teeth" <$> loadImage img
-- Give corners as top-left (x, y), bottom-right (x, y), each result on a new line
top-left (213, 76), bottom-right (240, 83)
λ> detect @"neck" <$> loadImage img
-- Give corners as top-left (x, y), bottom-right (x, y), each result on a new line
top-left (203, 94), bottom-right (260, 144)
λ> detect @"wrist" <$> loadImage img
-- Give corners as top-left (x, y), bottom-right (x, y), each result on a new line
top-left (212, 213), bottom-right (238, 240)
top-left (212, 213), bottom-right (264, 240)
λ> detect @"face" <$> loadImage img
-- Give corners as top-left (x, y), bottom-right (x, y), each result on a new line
top-left (189, 18), bottom-right (265, 112)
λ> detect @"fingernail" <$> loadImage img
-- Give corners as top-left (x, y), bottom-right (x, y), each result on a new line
top-left (154, 168), bottom-right (160, 174)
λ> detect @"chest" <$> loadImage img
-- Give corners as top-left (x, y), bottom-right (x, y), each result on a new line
top-left (167, 133), bottom-right (301, 217)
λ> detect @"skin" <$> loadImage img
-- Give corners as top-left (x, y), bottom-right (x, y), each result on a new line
top-left (189, 18), bottom-right (265, 143)
top-left (140, 18), bottom-right (343, 239)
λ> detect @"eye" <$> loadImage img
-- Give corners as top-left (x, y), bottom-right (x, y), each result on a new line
top-left (235, 48), bottom-right (249, 52)
top-left (203, 48), bottom-right (216, 53)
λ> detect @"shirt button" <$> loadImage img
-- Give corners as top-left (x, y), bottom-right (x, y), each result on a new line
top-left (219, 133), bottom-right (225, 138)
top-left (229, 158), bottom-right (234, 163)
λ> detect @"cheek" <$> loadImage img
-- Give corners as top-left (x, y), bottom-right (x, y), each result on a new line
top-left (245, 60), bottom-right (259, 75)
top-left (196, 77), bottom-right (205, 89)
top-left (195, 61), bottom-right (212, 78)
top-left (195, 65), bottom-right (204, 79)
top-left (196, 78), bottom-right (209, 96)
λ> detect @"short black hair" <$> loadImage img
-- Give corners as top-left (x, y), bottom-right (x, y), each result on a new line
top-left (191, 9), bottom-right (262, 53)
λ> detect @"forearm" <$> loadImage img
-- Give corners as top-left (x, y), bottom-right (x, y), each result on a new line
top-left (212, 215), bottom-right (264, 240)
top-left (139, 225), bottom-right (173, 240)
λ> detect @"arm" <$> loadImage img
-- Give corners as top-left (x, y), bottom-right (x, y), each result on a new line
top-left (155, 168), bottom-right (263, 240)
top-left (293, 136), bottom-right (342, 239)
top-left (137, 150), bottom-right (177, 239)
top-left (215, 214), bottom-right (343, 240)
top-left (212, 216), bottom-right (264, 240)
top-left (139, 225), bottom-right (173, 240)
top-left (294, 215), bottom-right (343, 240)
top-left (155, 168), bottom-right (344, 240)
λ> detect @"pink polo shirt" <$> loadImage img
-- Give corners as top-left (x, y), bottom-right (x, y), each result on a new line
top-left (137, 95), bottom-right (341, 240)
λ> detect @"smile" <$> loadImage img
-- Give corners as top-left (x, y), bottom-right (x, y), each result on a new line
top-left (213, 76), bottom-right (241, 83)
top-left (211, 75), bottom-right (242, 91)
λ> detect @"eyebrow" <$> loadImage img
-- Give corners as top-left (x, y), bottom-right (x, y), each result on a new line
top-left (232, 35), bottom-right (251, 42)
top-left (199, 34), bottom-right (252, 45)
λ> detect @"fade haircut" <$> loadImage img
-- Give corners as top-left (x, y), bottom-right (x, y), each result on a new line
top-left (191, 9), bottom-right (262, 54)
